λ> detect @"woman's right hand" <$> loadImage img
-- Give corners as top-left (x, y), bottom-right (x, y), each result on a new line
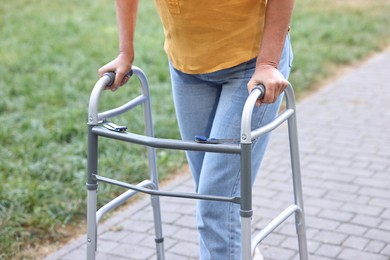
top-left (98, 52), bottom-right (134, 92)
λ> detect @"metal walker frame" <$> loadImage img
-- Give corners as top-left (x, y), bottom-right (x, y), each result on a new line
top-left (86, 66), bottom-right (308, 259)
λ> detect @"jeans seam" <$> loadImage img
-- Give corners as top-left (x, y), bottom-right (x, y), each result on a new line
top-left (255, 103), bottom-right (269, 129)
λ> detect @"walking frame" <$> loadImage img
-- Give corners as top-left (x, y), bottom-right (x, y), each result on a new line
top-left (86, 66), bottom-right (308, 259)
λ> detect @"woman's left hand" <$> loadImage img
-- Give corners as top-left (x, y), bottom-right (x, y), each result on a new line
top-left (247, 63), bottom-right (289, 106)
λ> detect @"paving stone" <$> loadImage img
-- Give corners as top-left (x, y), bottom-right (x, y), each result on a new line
top-left (281, 236), bottom-right (320, 254)
top-left (59, 248), bottom-right (86, 260)
top-left (359, 187), bottom-right (390, 200)
top-left (354, 177), bottom-right (390, 189)
top-left (260, 244), bottom-right (297, 260)
top-left (341, 203), bottom-right (383, 217)
top-left (380, 209), bottom-right (390, 219)
top-left (365, 240), bottom-right (386, 254)
top-left (381, 244), bottom-right (390, 256)
top-left (373, 172), bottom-right (390, 181)
top-left (96, 240), bottom-right (121, 254)
top-left (305, 216), bottom-right (340, 230)
top-left (342, 236), bottom-right (369, 250)
top-left (167, 241), bottom-right (199, 258)
top-left (99, 229), bottom-right (133, 242)
top-left (109, 243), bottom-right (155, 259)
top-left (168, 227), bottom-right (199, 243)
top-left (315, 244), bottom-right (342, 258)
top-left (303, 205), bottom-right (322, 217)
top-left (119, 231), bottom-right (148, 244)
top-left (365, 229), bottom-right (390, 243)
top-left (306, 255), bottom-right (334, 260)
top-left (96, 252), bottom-right (128, 260)
top-left (338, 248), bottom-right (388, 260)
top-left (378, 220), bottom-right (390, 231)
top-left (369, 197), bottom-right (390, 208)
top-left (338, 166), bottom-right (373, 178)
top-left (322, 180), bottom-right (360, 193)
top-left (351, 215), bottom-right (382, 228)
top-left (355, 195), bottom-right (371, 205)
top-left (149, 252), bottom-right (189, 260)
top-left (336, 223), bottom-right (368, 236)
top-left (313, 231), bottom-right (347, 245)
top-left (259, 232), bottom-right (287, 246)
top-left (324, 190), bottom-right (357, 203)
top-left (318, 209), bottom-right (354, 222)
top-left (305, 198), bottom-right (343, 210)
top-left (301, 186), bottom-right (327, 198)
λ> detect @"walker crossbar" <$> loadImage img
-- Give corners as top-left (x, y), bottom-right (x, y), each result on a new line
top-left (95, 175), bottom-right (241, 204)
top-left (98, 95), bottom-right (148, 122)
top-left (86, 66), bottom-right (308, 260)
top-left (96, 180), bottom-right (154, 224)
top-left (252, 108), bottom-right (294, 139)
top-left (251, 205), bottom-right (301, 252)
top-left (92, 126), bottom-right (241, 154)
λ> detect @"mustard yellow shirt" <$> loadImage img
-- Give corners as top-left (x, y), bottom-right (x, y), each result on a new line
top-left (154, 0), bottom-right (266, 74)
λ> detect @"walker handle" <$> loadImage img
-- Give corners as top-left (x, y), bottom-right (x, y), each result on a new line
top-left (103, 70), bottom-right (134, 87)
top-left (88, 67), bottom-right (149, 125)
top-left (241, 82), bottom-right (296, 143)
top-left (252, 84), bottom-right (266, 100)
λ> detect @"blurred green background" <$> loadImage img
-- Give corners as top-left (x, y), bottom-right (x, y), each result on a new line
top-left (0, 0), bottom-right (389, 258)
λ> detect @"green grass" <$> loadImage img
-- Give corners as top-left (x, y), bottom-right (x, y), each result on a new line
top-left (0, 0), bottom-right (389, 258)
top-left (290, 0), bottom-right (390, 92)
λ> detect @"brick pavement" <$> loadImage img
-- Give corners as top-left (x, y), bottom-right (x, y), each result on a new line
top-left (46, 49), bottom-right (390, 260)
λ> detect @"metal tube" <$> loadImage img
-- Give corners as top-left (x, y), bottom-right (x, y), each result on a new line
top-left (251, 109), bottom-right (294, 139)
top-left (95, 175), bottom-right (240, 204)
top-left (88, 67), bottom-right (150, 125)
top-left (96, 180), bottom-right (154, 224)
top-left (136, 66), bottom-right (165, 260)
top-left (88, 75), bottom-right (112, 125)
top-left (241, 217), bottom-right (252, 260)
top-left (86, 126), bottom-right (98, 259)
top-left (92, 127), bottom-right (241, 154)
top-left (86, 190), bottom-right (97, 260)
top-left (98, 95), bottom-right (148, 122)
top-left (241, 88), bottom-right (262, 144)
top-left (240, 144), bottom-right (253, 260)
top-left (286, 100), bottom-right (308, 260)
top-left (251, 205), bottom-right (300, 253)
top-left (239, 86), bottom-right (263, 260)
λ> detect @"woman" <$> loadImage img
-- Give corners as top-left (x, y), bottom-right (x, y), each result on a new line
top-left (99, 1), bottom-right (294, 259)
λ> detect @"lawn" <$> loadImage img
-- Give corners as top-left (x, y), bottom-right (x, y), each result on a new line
top-left (0, 0), bottom-right (389, 258)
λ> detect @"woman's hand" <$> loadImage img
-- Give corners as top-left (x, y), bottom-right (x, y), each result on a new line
top-left (247, 63), bottom-right (289, 106)
top-left (98, 52), bottom-right (134, 92)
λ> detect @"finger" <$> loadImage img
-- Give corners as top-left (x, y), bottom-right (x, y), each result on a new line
top-left (262, 88), bottom-right (275, 104)
top-left (98, 67), bottom-right (104, 78)
top-left (109, 71), bottom-right (123, 90)
top-left (121, 75), bottom-right (130, 85)
top-left (98, 65), bottom-right (112, 78)
top-left (111, 75), bottom-right (129, 92)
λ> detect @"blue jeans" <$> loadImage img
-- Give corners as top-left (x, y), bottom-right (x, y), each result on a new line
top-left (169, 35), bottom-right (293, 260)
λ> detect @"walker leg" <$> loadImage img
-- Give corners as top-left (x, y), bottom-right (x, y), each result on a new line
top-left (144, 87), bottom-right (165, 259)
top-left (287, 112), bottom-right (308, 260)
top-left (240, 143), bottom-right (253, 260)
top-left (86, 126), bottom-right (98, 260)
top-left (150, 194), bottom-right (165, 260)
top-left (241, 217), bottom-right (252, 260)
top-left (86, 190), bottom-right (97, 260)
top-left (146, 146), bottom-right (165, 259)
